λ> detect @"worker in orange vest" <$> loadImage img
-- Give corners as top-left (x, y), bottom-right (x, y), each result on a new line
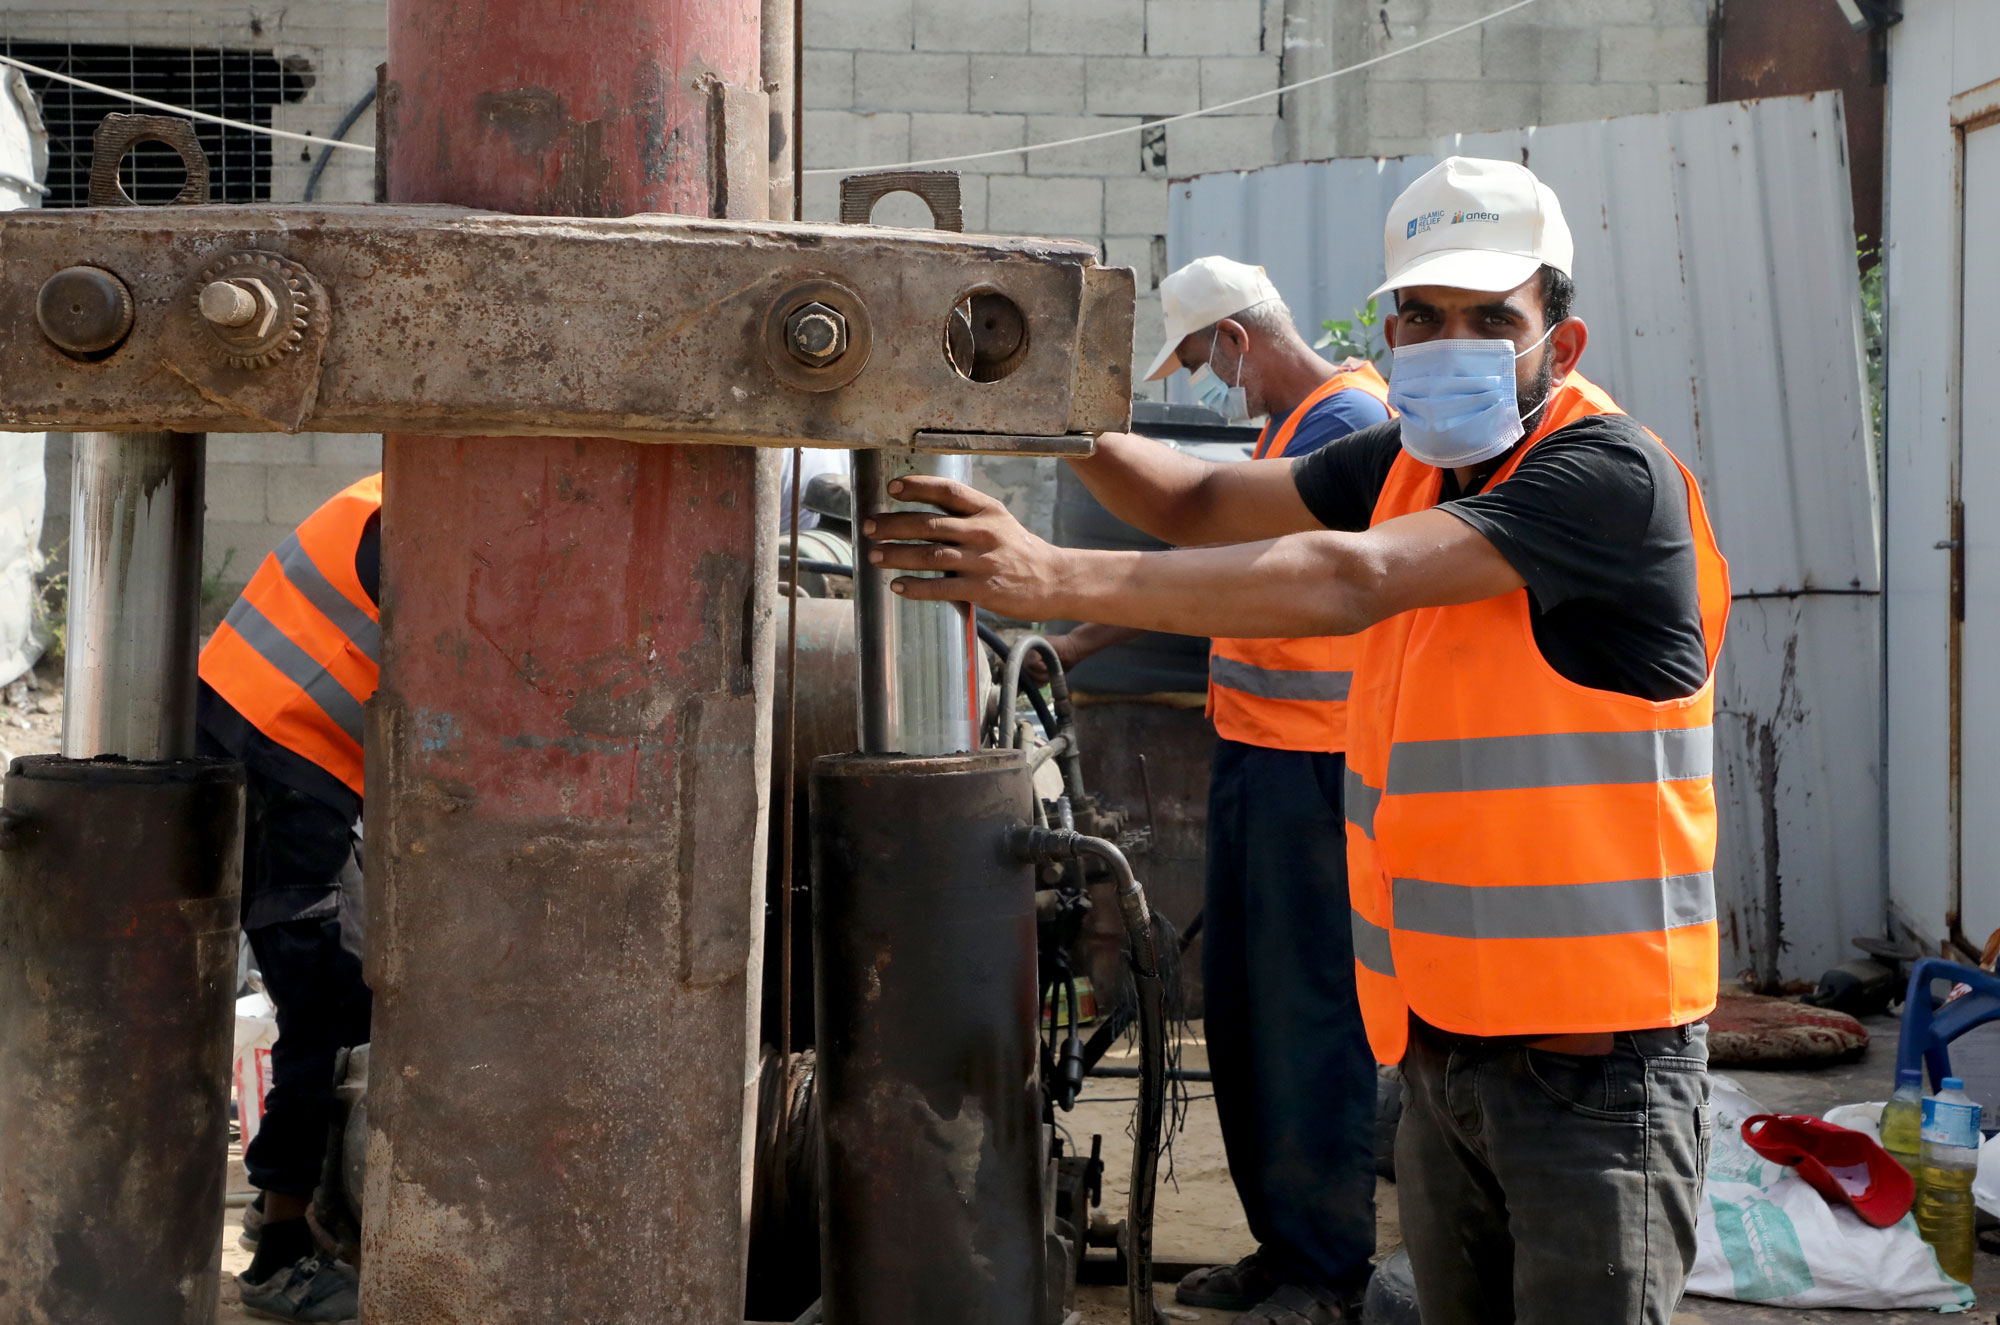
top-left (867, 157), bottom-right (1727, 1325)
top-left (197, 472), bottom-right (381, 1323)
top-left (1040, 255), bottom-right (1392, 1321)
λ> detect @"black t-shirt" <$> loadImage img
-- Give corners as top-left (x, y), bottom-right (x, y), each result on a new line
top-left (1291, 415), bottom-right (1709, 701)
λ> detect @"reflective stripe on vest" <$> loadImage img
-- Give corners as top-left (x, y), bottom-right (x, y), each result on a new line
top-left (200, 472), bottom-right (382, 796)
top-left (1343, 373), bottom-right (1730, 1064)
top-left (1208, 363), bottom-right (1391, 753)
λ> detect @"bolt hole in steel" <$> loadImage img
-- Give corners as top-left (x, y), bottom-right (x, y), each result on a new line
top-left (36, 265), bottom-right (135, 358)
top-left (944, 289), bottom-right (1029, 383)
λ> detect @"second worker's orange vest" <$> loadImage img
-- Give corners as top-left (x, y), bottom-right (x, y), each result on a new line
top-left (1207, 362), bottom-right (1393, 753)
top-left (199, 473), bottom-right (383, 796)
top-left (1343, 375), bottom-right (1730, 1064)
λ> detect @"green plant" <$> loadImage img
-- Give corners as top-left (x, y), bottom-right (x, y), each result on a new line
top-left (1859, 247), bottom-right (1885, 450)
top-left (1316, 298), bottom-right (1388, 366)
top-left (33, 541), bottom-right (66, 664)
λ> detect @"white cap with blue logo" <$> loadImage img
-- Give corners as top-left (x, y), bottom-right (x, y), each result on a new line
top-left (1371, 156), bottom-right (1573, 300)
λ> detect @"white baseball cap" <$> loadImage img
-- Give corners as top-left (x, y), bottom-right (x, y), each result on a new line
top-left (1371, 156), bottom-right (1573, 299)
top-left (1143, 255), bottom-right (1283, 381)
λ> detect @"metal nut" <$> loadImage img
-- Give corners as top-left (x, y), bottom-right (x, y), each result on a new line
top-left (36, 266), bottom-right (134, 356)
top-left (785, 302), bottom-right (849, 365)
top-left (198, 279), bottom-right (261, 329)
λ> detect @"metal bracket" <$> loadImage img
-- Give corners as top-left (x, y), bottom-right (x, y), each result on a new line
top-left (0, 204), bottom-right (1130, 452)
top-left (88, 114), bottom-right (210, 208)
top-left (840, 171), bottom-right (965, 232)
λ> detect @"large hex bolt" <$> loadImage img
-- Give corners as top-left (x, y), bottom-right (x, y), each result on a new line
top-left (197, 279), bottom-right (263, 330)
top-left (785, 302), bottom-right (849, 366)
top-left (36, 266), bottom-right (135, 356)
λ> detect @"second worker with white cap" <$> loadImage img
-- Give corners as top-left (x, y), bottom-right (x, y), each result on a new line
top-left (864, 156), bottom-right (1730, 1325)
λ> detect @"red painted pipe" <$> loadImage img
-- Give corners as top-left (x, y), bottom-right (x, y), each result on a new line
top-left (366, 2), bottom-right (774, 1321)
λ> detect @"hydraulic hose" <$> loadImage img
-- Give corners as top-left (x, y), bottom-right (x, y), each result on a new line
top-left (1000, 635), bottom-right (1086, 804)
top-left (1013, 825), bottom-right (1164, 1325)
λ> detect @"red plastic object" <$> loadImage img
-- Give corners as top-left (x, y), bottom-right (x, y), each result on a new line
top-left (1741, 1113), bottom-right (1917, 1227)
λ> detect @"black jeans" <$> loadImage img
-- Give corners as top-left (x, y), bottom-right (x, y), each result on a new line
top-left (1397, 1016), bottom-right (1712, 1325)
top-left (238, 768), bottom-right (372, 1198)
top-left (245, 912), bottom-right (371, 1196)
top-left (1203, 740), bottom-right (1375, 1293)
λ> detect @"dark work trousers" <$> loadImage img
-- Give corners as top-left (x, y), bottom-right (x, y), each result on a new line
top-left (1203, 738), bottom-right (1375, 1294)
top-left (237, 771), bottom-right (372, 1199)
top-left (1397, 1017), bottom-right (1711, 1325)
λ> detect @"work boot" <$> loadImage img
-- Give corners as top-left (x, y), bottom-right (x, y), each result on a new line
top-left (1177, 1251), bottom-right (1279, 1310)
top-left (237, 1249), bottom-right (360, 1324)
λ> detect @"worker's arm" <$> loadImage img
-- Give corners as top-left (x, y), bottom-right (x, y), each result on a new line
top-left (1068, 431), bottom-right (1324, 546)
top-left (866, 476), bottom-right (1524, 638)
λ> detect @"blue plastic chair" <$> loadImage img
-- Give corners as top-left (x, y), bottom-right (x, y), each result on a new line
top-left (1896, 958), bottom-right (2000, 1088)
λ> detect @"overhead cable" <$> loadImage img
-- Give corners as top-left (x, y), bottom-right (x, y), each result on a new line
top-left (804, 0), bottom-right (1543, 176)
top-left (0, 53), bottom-right (378, 153)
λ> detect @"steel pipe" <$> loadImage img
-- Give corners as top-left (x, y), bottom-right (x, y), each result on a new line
top-left (0, 755), bottom-right (244, 1324)
top-left (365, 0), bottom-right (773, 1319)
top-left (852, 448), bottom-right (979, 756)
top-left (62, 431), bottom-right (205, 760)
top-left (811, 750), bottom-right (1045, 1325)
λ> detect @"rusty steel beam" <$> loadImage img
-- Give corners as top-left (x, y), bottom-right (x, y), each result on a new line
top-left (0, 205), bottom-right (1133, 450)
top-left (359, 0), bottom-right (778, 1322)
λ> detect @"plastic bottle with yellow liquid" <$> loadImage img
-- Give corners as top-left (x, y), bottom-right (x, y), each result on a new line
top-left (1882, 1067), bottom-right (1925, 1180)
top-left (1915, 1076), bottom-right (1981, 1285)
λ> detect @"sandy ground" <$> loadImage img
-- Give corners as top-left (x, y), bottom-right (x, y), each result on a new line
top-left (197, 987), bottom-right (2000, 1325)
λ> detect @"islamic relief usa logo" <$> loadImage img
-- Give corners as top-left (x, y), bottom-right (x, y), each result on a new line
top-left (1406, 209), bottom-right (1447, 239)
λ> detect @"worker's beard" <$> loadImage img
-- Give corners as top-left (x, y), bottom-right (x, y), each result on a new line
top-left (1518, 348), bottom-right (1558, 426)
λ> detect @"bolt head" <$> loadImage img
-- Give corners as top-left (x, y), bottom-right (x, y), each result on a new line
top-left (786, 302), bottom-right (849, 365)
top-left (36, 266), bottom-right (134, 356)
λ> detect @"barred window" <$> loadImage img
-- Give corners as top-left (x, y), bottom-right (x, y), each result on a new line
top-left (0, 41), bottom-right (311, 206)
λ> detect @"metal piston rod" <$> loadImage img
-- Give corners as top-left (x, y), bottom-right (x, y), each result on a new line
top-left (63, 430), bottom-right (205, 760)
top-left (852, 448), bottom-right (979, 757)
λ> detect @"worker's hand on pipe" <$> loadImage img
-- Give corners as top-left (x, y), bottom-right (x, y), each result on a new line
top-left (864, 476), bottom-right (1066, 620)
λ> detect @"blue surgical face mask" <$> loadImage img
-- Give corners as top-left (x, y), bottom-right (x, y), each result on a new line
top-left (1388, 324), bottom-right (1560, 468)
top-left (1190, 327), bottom-right (1251, 423)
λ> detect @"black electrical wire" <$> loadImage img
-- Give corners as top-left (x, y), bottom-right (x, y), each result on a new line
top-left (1088, 1065), bottom-right (1212, 1083)
top-left (302, 87), bottom-right (378, 203)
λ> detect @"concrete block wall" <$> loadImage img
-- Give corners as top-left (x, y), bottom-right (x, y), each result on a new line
top-left (802, 0), bottom-right (1291, 406)
top-left (0, 2), bottom-right (386, 594)
top-left (805, 0), bottom-right (1712, 416)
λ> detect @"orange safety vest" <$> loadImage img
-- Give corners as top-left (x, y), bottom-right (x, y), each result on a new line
top-left (1207, 362), bottom-right (1393, 752)
top-left (1344, 374), bottom-right (1730, 1064)
top-left (198, 473), bottom-right (383, 796)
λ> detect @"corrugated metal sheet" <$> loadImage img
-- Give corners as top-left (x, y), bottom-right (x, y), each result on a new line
top-left (1166, 94), bottom-right (1882, 984)
top-left (1167, 155), bottom-right (1436, 366)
